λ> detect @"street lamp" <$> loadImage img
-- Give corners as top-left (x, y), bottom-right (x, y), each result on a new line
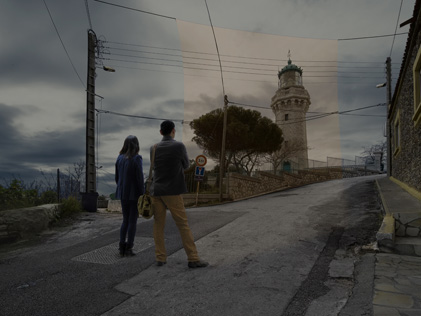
top-left (103, 66), bottom-right (115, 72)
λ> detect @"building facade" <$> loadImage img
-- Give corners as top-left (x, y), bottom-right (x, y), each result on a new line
top-left (271, 56), bottom-right (311, 171)
top-left (388, 0), bottom-right (421, 197)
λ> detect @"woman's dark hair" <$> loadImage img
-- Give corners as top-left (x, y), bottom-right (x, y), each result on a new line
top-left (120, 135), bottom-right (140, 158)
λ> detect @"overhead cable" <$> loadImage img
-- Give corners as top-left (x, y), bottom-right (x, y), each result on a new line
top-left (104, 63), bottom-right (389, 85)
top-left (105, 41), bottom-right (401, 65)
top-left (338, 32), bottom-right (407, 41)
top-left (84, 0), bottom-right (93, 30)
top-left (42, 0), bottom-right (85, 88)
top-left (93, 0), bottom-right (176, 19)
top-left (101, 57), bottom-right (389, 79)
top-left (390, 0), bottom-right (404, 57)
top-left (204, 0), bottom-right (226, 97)
top-left (105, 49), bottom-right (385, 72)
top-left (95, 109), bottom-right (184, 122)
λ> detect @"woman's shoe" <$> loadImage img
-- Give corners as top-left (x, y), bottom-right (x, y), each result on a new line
top-left (125, 247), bottom-right (135, 257)
top-left (118, 242), bottom-right (126, 257)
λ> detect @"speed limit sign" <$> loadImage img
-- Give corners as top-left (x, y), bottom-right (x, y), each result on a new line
top-left (195, 155), bottom-right (207, 167)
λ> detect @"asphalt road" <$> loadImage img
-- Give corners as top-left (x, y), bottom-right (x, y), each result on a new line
top-left (0, 175), bottom-right (383, 316)
top-left (0, 209), bottom-right (244, 316)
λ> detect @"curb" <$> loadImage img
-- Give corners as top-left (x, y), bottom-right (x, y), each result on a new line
top-left (375, 179), bottom-right (396, 249)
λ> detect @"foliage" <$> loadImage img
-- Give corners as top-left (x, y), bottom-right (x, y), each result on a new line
top-left (0, 179), bottom-right (58, 211)
top-left (0, 160), bottom-right (85, 212)
top-left (190, 106), bottom-right (283, 175)
top-left (59, 196), bottom-right (82, 217)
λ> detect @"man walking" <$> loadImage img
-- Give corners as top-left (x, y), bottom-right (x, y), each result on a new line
top-left (150, 120), bottom-right (208, 269)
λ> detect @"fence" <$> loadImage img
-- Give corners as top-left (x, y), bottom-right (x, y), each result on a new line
top-left (184, 172), bottom-right (222, 194)
top-left (57, 169), bottom-right (82, 201)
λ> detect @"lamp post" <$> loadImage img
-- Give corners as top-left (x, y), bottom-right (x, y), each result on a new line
top-left (376, 57), bottom-right (392, 176)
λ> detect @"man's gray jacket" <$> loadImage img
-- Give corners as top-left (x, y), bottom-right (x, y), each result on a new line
top-left (150, 135), bottom-right (189, 196)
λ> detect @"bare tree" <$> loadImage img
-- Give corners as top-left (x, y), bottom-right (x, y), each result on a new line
top-left (360, 140), bottom-right (387, 170)
top-left (264, 140), bottom-right (309, 174)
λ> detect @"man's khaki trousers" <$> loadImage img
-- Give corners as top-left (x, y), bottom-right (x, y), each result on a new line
top-left (151, 195), bottom-right (200, 262)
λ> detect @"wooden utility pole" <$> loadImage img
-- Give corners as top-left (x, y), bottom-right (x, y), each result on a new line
top-left (86, 29), bottom-right (97, 194)
top-left (82, 29), bottom-right (98, 212)
top-left (219, 95), bottom-right (228, 202)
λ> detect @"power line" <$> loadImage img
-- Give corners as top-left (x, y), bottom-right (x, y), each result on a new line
top-left (42, 0), bottom-right (85, 88)
top-left (106, 41), bottom-right (401, 65)
top-left (84, 0), bottom-right (93, 30)
top-left (105, 51), bottom-right (387, 73)
top-left (101, 57), bottom-right (389, 79)
top-left (93, 0), bottom-right (176, 20)
top-left (106, 45), bottom-right (394, 70)
top-left (94, 101), bottom-right (386, 127)
top-left (104, 63), bottom-right (390, 85)
top-left (390, 0), bottom-right (404, 57)
top-left (231, 101), bottom-right (386, 125)
top-left (95, 108), bottom-right (184, 122)
top-left (338, 32), bottom-right (407, 41)
top-left (204, 0), bottom-right (225, 97)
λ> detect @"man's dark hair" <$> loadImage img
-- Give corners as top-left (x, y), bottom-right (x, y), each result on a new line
top-left (160, 120), bottom-right (175, 136)
top-left (119, 135), bottom-right (140, 158)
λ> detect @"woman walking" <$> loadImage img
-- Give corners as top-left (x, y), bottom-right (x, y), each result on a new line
top-left (115, 135), bottom-right (144, 256)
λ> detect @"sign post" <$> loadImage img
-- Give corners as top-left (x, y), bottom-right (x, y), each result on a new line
top-left (194, 155), bottom-right (207, 206)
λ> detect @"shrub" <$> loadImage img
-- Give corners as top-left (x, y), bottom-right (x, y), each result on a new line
top-left (40, 190), bottom-right (58, 204)
top-left (60, 196), bottom-right (82, 217)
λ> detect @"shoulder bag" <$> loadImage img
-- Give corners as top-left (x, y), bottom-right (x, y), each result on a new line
top-left (137, 144), bottom-right (157, 219)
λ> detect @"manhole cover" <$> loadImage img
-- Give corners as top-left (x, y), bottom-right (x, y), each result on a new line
top-left (72, 237), bottom-right (154, 265)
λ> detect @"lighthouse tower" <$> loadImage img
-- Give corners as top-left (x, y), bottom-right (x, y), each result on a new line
top-left (270, 53), bottom-right (311, 171)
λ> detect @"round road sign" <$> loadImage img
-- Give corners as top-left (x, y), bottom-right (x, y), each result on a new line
top-left (195, 155), bottom-right (207, 167)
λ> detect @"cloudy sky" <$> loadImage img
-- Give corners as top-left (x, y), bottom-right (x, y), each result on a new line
top-left (0, 0), bottom-right (415, 194)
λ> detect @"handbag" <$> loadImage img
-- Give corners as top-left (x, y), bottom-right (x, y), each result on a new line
top-left (137, 144), bottom-right (157, 219)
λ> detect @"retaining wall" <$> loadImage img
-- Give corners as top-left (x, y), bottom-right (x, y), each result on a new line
top-left (0, 204), bottom-right (60, 244)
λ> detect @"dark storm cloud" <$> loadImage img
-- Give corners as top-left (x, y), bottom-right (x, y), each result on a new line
top-left (0, 103), bottom-right (85, 182)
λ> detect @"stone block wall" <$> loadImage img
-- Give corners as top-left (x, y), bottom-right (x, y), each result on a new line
top-left (0, 204), bottom-right (60, 244)
top-left (389, 13), bottom-right (421, 192)
top-left (394, 212), bottom-right (421, 237)
top-left (227, 168), bottom-right (381, 201)
top-left (228, 172), bottom-right (286, 200)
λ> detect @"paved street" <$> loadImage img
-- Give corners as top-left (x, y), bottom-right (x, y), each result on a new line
top-left (1, 175), bottom-right (384, 315)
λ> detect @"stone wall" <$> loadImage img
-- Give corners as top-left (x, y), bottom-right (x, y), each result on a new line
top-left (228, 171), bottom-right (287, 200)
top-left (227, 168), bottom-right (381, 201)
top-left (0, 204), bottom-right (60, 244)
top-left (394, 212), bottom-right (421, 237)
top-left (390, 10), bottom-right (421, 192)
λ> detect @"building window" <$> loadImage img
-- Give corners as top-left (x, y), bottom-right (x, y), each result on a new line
top-left (412, 47), bottom-right (421, 127)
top-left (285, 114), bottom-right (289, 121)
top-left (393, 111), bottom-right (401, 156)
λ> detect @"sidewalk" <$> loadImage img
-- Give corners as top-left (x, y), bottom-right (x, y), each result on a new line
top-left (373, 177), bottom-right (421, 315)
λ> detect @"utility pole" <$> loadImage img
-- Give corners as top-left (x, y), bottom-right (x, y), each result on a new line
top-left (386, 57), bottom-right (392, 177)
top-left (82, 29), bottom-right (98, 212)
top-left (219, 95), bottom-right (228, 202)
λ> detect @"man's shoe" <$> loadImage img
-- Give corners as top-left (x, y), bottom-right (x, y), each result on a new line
top-left (156, 261), bottom-right (167, 267)
top-left (188, 261), bottom-right (209, 269)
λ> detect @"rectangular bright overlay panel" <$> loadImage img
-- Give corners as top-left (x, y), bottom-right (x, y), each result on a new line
top-left (176, 20), bottom-right (339, 165)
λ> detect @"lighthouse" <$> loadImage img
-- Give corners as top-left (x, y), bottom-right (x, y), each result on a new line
top-left (271, 52), bottom-right (311, 171)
